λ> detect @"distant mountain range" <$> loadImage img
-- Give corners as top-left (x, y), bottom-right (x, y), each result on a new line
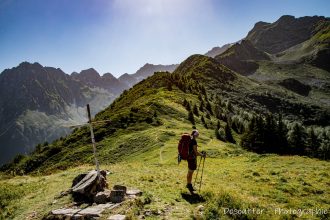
top-left (0, 62), bottom-right (177, 165)
top-left (118, 63), bottom-right (178, 87)
top-left (204, 43), bottom-right (233, 58)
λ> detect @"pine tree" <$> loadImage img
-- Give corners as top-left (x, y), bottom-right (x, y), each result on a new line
top-left (206, 101), bottom-right (213, 115)
top-left (318, 131), bottom-right (330, 160)
top-left (217, 120), bottom-right (221, 130)
top-left (241, 115), bottom-right (264, 153)
top-left (307, 127), bottom-right (320, 157)
top-left (215, 127), bottom-right (226, 141)
top-left (288, 123), bottom-right (307, 155)
top-left (183, 99), bottom-right (188, 108)
top-left (201, 115), bottom-right (205, 124)
top-left (184, 101), bottom-right (191, 111)
top-left (188, 110), bottom-right (195, 125)
top-left (226, 100), bottom-right (233, 112)
top-left (225, 122), bottom-right (235, 143)
top-left (277, 114), bottom-right (288, 154)
top-left (264, 114), bottom-right (277, 153)
top-left (199, 100), bottom-right (204, 112)
top-left (166, 82), bottom-right (172, 91)
top-left (193, 104), bottom-right (199, 116)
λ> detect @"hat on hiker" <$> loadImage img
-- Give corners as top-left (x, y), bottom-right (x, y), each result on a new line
top-left (192, 129), bottom-right (199, 137)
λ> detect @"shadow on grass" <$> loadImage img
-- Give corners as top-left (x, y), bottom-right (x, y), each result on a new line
top-left (181, 192), bottom-right (206, 204)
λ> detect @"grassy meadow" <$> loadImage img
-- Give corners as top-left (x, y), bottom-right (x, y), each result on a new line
top-left (1, 117), bottom-right (329, 219)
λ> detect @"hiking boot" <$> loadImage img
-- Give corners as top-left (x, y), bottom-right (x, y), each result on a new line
top-left (186, 183), bottom-right (196, 193)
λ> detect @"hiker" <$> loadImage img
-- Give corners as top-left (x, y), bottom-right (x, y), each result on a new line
top-left (186, 130), bottom-right (206, 193)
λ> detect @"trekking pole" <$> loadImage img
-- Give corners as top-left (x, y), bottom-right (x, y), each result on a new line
top-left (194, 156), bottom-right (203, 187)
top-left (199, 156), bottom-right (206, 192)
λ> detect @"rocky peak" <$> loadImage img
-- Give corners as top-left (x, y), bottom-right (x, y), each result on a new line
top-left (276, 15), bottom-right (295, 24)
top-left (205, 43), bottom-right (233, 58)
top-left (102, 73), bottom-right (116, 81)
top-left (79, 68), bottom-right (100, 78)
top-left (251, 21), bottom-right (270, 32)
top-left (246, 15), bottom-right (328, 54)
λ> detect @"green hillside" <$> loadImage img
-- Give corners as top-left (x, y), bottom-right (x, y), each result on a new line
top-left (1, 54), bottom-right (330, 219)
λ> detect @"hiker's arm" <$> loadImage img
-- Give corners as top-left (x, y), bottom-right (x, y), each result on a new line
top-left (193, 145), bottom-right (205, 157)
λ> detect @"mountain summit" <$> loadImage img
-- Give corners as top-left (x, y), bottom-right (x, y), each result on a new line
top-left (246, 15), bottom-right (327, 54)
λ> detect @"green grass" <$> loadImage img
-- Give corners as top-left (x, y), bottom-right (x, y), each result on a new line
top-left (1, 117), bottom-right (329, 219)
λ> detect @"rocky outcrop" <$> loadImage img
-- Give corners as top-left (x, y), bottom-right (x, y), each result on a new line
top-left (246, 15), bottom-right (328, 54)
top-left (215, 40), bottom-right (269, 75)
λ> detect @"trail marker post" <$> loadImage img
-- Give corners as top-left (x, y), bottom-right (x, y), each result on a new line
top-left (87, 104), bottom-right (100, 178)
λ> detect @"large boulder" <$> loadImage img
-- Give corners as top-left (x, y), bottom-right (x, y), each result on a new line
top-left (71, 170), bottom-right (108, 202)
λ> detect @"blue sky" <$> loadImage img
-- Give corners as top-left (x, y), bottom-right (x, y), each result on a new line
top-left (0, 0), bottom-right (329, 77)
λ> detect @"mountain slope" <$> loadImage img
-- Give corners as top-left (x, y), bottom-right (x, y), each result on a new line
top-left (0, 63), bottom-right (118, 165)
top-left (215, 40), bottom-right (270, 75)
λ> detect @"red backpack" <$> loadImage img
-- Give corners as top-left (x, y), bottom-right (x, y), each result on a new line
top-left (178, 133), bottom-right (192, 163)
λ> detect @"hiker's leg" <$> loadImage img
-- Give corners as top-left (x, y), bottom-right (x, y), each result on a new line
top-left (187, 169), bottom-right (194, 184)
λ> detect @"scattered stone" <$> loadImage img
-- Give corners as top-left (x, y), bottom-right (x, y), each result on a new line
top-left (194, 204), bottom-right (205, 219)
top-left (144, 210), bottom-right (152, 216)
top-left (126, 189), bottom-right (142, 196)
top-left (110, 190), bottom-right (125, 203)
top-left (50, 172), bottom-right (143, 219)
top-left (78, 206), bottom-right (104, 217)
top-left (108, 214), bottom-right (126, 220)
top-left (126, 194), bottom-right (137, 199)
top-left (26, 211), bottom-right (38, 219)
top-left (48, 203), bottom-right (120, 219)
top-left (196, 205), bottom-right (204, 211)
top-left (94, 190), bottom-right (111, 204)
top-left (113, 185), bottom-right (127, 194)
top-left (51, 208), bottom-right (81, 216)
top-left (54, 189), bottom-right (71, 199)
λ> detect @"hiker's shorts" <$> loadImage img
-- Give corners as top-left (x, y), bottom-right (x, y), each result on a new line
top-left (188, 159), bottom-right (197, 171)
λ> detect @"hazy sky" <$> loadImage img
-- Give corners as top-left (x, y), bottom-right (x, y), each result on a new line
top-left (0, 0), bottom-right (329, 77)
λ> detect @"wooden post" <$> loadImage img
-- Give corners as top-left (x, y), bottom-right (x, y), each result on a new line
top-left (87, 104), bottom-right (100, 177)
